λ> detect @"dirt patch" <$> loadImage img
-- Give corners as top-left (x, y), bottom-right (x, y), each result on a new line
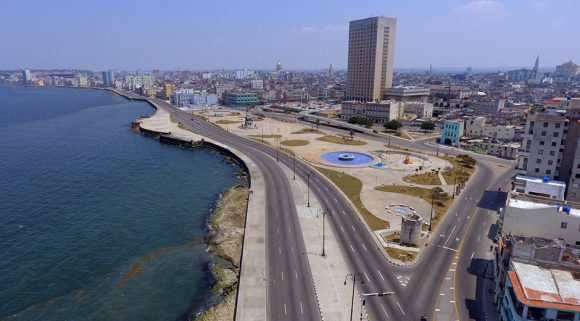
top-left (316, 135), bottom-right (367, 146)
top-left (280, 139), bottom-right (309, 146)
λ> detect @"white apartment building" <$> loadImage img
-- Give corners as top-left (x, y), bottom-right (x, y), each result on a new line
top-left (464, 116), bottom-right (516, 141)
top-left (500, 192), bottom-right (580, 246)
top-left (341, 101), bottom-right (404, 124)
top-left (403, 102), bottom-right (433, 119)
top-left (250, 79), bottom-right (264, 90)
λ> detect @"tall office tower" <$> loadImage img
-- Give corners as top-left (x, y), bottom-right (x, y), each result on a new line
top-left (276, 61), bottom-right (283, 72)
top-left (346, 16), bottom-right (397, 102)
top-left (102, 70), bottom-right (115, 87)
top-left (22, 69), bottom-right (32, 85)
top-left (517, 98), bottom-right (580, 201)
top-left (328, 64), bottom-right (334, 76)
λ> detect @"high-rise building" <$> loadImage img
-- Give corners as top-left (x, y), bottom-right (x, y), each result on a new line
top-left (517, 98), bottom-right (580, 202)
top-left (276, 61), bottom-right (283, 72)
top-left (346, 16), bottom-right (397, 102)
top-left (102, 70), bottom-right (115, 87)
top-left (22, 69), bottom-right (32, 85)
top-left (328, 64), bottom-right (333, 76)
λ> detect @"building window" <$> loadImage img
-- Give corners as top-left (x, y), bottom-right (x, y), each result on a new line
top-left (551, 142), bottom-right (557, 146)
top-left (549, 151), bottom-right (555, 156)
top-left (546, 169), bottom-right (551, 174)
top-left (561, 222), bottom-right (567, 229)
top-left (541, 131), bottom-right (547, 136)
top-left (543, 122), bottom-right (549, 127)
top-left (548, 160), bottom-right (553, 165)
top-left (553, 132), bottom-right (559, 137)
top-left (540, 141), bottom-right (545, 146)
top-left (555, 123), bottom-right (561, 128)
top-left (538, 150), bottom-right (543, 155)
top-left (535, 168), bottom-right (540, 173)
top-left (536, 159), bottom-right (542, 164)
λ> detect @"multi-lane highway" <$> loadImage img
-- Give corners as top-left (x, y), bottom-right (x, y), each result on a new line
top-left (145, 96), bottom-right (514, 321)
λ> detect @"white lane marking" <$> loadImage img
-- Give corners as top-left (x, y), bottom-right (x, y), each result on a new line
top-left (350, 244), bottom-right (355, 253)
top-left (334, 197), bottom-right (338, 202)
top-left (288, 227), bottom-right (291, 233)
top-left (364, 271), bottom-right (370, 282)
top-left (277, 227), bottom-right (280, 235)
top-left (444, 225), bottom-right (457, 246)
top-left (470, 252), bottom-right (475, 259)
top-left (281, 271), bottom-right (284, 280)
top-left (440, 293), bottom-right (445, 296)
top-left (284, 303), bottom-right (287, 315)
top-left (279, 247), bottom-right (281, 255)
top-left (362, 244), bottom-right (367, 251)
top-left (291, 246), bottom-right (294, 253)
top-left (295, 270), bottom-right (298, 279)
top-left (449, 269), bottom-right (456, 272)
top-left (340, 225), bottom-right (345, 232)
top-left (351, 225), bottom-right (356, 232)
top-left (396, 301), bottom-right (406, 315)
top-left (325, 186), bottom-right (329, 191)
top-left (477, 235), bottom-right (481, 242)
top-left (381, 304), bottom-right (389, 318)
top-left (378, 270), bottom-right (385, 281)
top-left (342, 210), bottom-right (346, 216)
top-left (300, 301), bottom-right (303, 315)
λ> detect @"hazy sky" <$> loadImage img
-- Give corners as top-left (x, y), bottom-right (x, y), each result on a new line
top-left (2, 0), bottom-right (578, 71)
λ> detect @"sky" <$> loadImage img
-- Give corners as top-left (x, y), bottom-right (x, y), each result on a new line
top-left (1, 0), bottom-right (579, 71)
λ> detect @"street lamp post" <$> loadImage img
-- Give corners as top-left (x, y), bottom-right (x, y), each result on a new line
top-left (436, 142), bottom-right (440, 156)
top-left (307, 173), bottom-right (311, 207)
top-left (344, 273), bottom-right (364, 321)
top-left (293, 153), bottom-right (296, 180)
top-left (321, 208), bottom-right (331, 257)
top-left (429, 190), bottom-right (435, 232)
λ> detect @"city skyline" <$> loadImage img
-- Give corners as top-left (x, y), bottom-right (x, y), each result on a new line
top-left (2, 0), bottom-right (579, 71)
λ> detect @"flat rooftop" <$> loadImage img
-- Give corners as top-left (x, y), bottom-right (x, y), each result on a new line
top-left (507, 198), bottom-right (580, 217)
top-left (515, 175), bottom-right (567, 188)
top-left (509, 261), bottom-right (580, 312)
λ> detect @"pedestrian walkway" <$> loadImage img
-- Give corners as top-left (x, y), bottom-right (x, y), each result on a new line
top-left (438, 171), bottom-right (448, 185)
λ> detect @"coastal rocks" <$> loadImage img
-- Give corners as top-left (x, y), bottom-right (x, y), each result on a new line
top-left (197, 184), bottom-right (249, 321)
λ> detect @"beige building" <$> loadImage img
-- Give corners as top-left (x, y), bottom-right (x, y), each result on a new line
top-left (383, 86), bottom-right (430, 102)
top-left (518, 99), bottom-right (580, 202)
top-left (464, 116), bottom-right (516, 141)
top-left (340, 101), bottom-right (404, 124)
top-left (555, 60), bottom-right (580, 76)
top-left (346, 16), bottom-right (397, 102)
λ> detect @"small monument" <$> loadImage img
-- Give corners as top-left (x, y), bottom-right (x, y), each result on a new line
top-left (403, 155), bottom-right (413, 165)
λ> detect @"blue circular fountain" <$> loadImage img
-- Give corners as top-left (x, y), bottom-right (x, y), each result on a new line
top-left (321, 151), bottom-right (374, 165)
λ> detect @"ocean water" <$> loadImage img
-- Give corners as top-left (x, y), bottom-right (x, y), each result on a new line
top-left (0, 87), bottom-right (241, 320)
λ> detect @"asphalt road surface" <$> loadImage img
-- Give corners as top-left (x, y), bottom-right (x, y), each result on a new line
top-left (151, 100), bottom-right (515, 321)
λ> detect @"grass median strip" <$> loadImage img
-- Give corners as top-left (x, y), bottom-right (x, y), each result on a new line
top-left (280, 139), bottom-right (309, 146)
top-left (316, 135), bottom-right (367, 146)
top-left (215, 120), bottom-right (241, 124)
top-left (314, 166), bottom-right (390, 230)
top-left (403, 171), bottom-right (442, 185)
top-left (291, 128), bottom-right (325, 135)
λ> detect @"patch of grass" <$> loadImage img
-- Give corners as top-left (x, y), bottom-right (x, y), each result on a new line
top-left (314, 167), bottom-right (389, 230)
top-left (386, 248), bottom-right (417, 262)
top-left (291, 128), bottom-right (325, 135)
top-left (441, 155), bottom-right (475, 185)
top-left (316, 135), bottom-right (367, 146)
top-left (403, 171), bottom-right (442, 185)
top-left (280, 139), bottom-right (309, 146)
top-left (249, 134), bottom-right (282, 139)
top-left (215, 120), bottom-right (241, 124)
top-left (375, 185), bottom-right (452, 231)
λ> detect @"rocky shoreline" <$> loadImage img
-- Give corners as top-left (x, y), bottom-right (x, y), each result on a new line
top-left (195, 184), bottom-right (249, 321)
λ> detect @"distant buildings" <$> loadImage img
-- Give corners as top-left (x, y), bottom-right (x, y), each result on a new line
top-left (383, 86), bottom-right (430, 102)
top-left (276, 61), bottom-right (283, 72)
top-left (171, 89), bottom-right (218, 107)
top-left (102, 70), bottom-right (115, 87)
top-left (22, 69), bottom-right (32, 85)
top-left (125, 75), bottom-right (154, 90)
top-left (464, 116), bottom-right (516, 141)
top-left (555, 60), bottom-right (580, 76)
top-left (345, 16), bottom-right (397, 102)
top-left (235, 69), bottom-right (255, 80)
top-left (225, 92), bottom-right (260, 107)
top-left (440, 120), bottom-right (464, 146)
top-left (507, 56), bottom-right (541, 82)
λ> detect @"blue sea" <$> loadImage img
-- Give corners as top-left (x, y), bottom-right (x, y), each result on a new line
top-left (0, 87), bottom-right (241, 320)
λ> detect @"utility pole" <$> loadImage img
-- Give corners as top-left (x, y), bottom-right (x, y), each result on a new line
top-left (436, 142), bottom-right (440, 156)
top-left (322, 208), bottom-right (331, 257)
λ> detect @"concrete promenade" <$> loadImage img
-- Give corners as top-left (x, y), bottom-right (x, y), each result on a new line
top-left (129, 95), bottom-right (269, 321)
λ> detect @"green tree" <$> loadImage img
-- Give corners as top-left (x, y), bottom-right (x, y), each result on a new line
top-left (384, 119), bottom-right (403, 131)
top-left (421, 121), bottom-right (436, 132)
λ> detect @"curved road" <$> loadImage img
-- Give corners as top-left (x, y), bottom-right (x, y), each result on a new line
top-left (149, 98), bottom-right (514, 321)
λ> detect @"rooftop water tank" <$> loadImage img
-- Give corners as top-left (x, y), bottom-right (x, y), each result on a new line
top-left (542, 176), bottom-right (550, 183)
top-left (562, 205), bottom-right (571, 214)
